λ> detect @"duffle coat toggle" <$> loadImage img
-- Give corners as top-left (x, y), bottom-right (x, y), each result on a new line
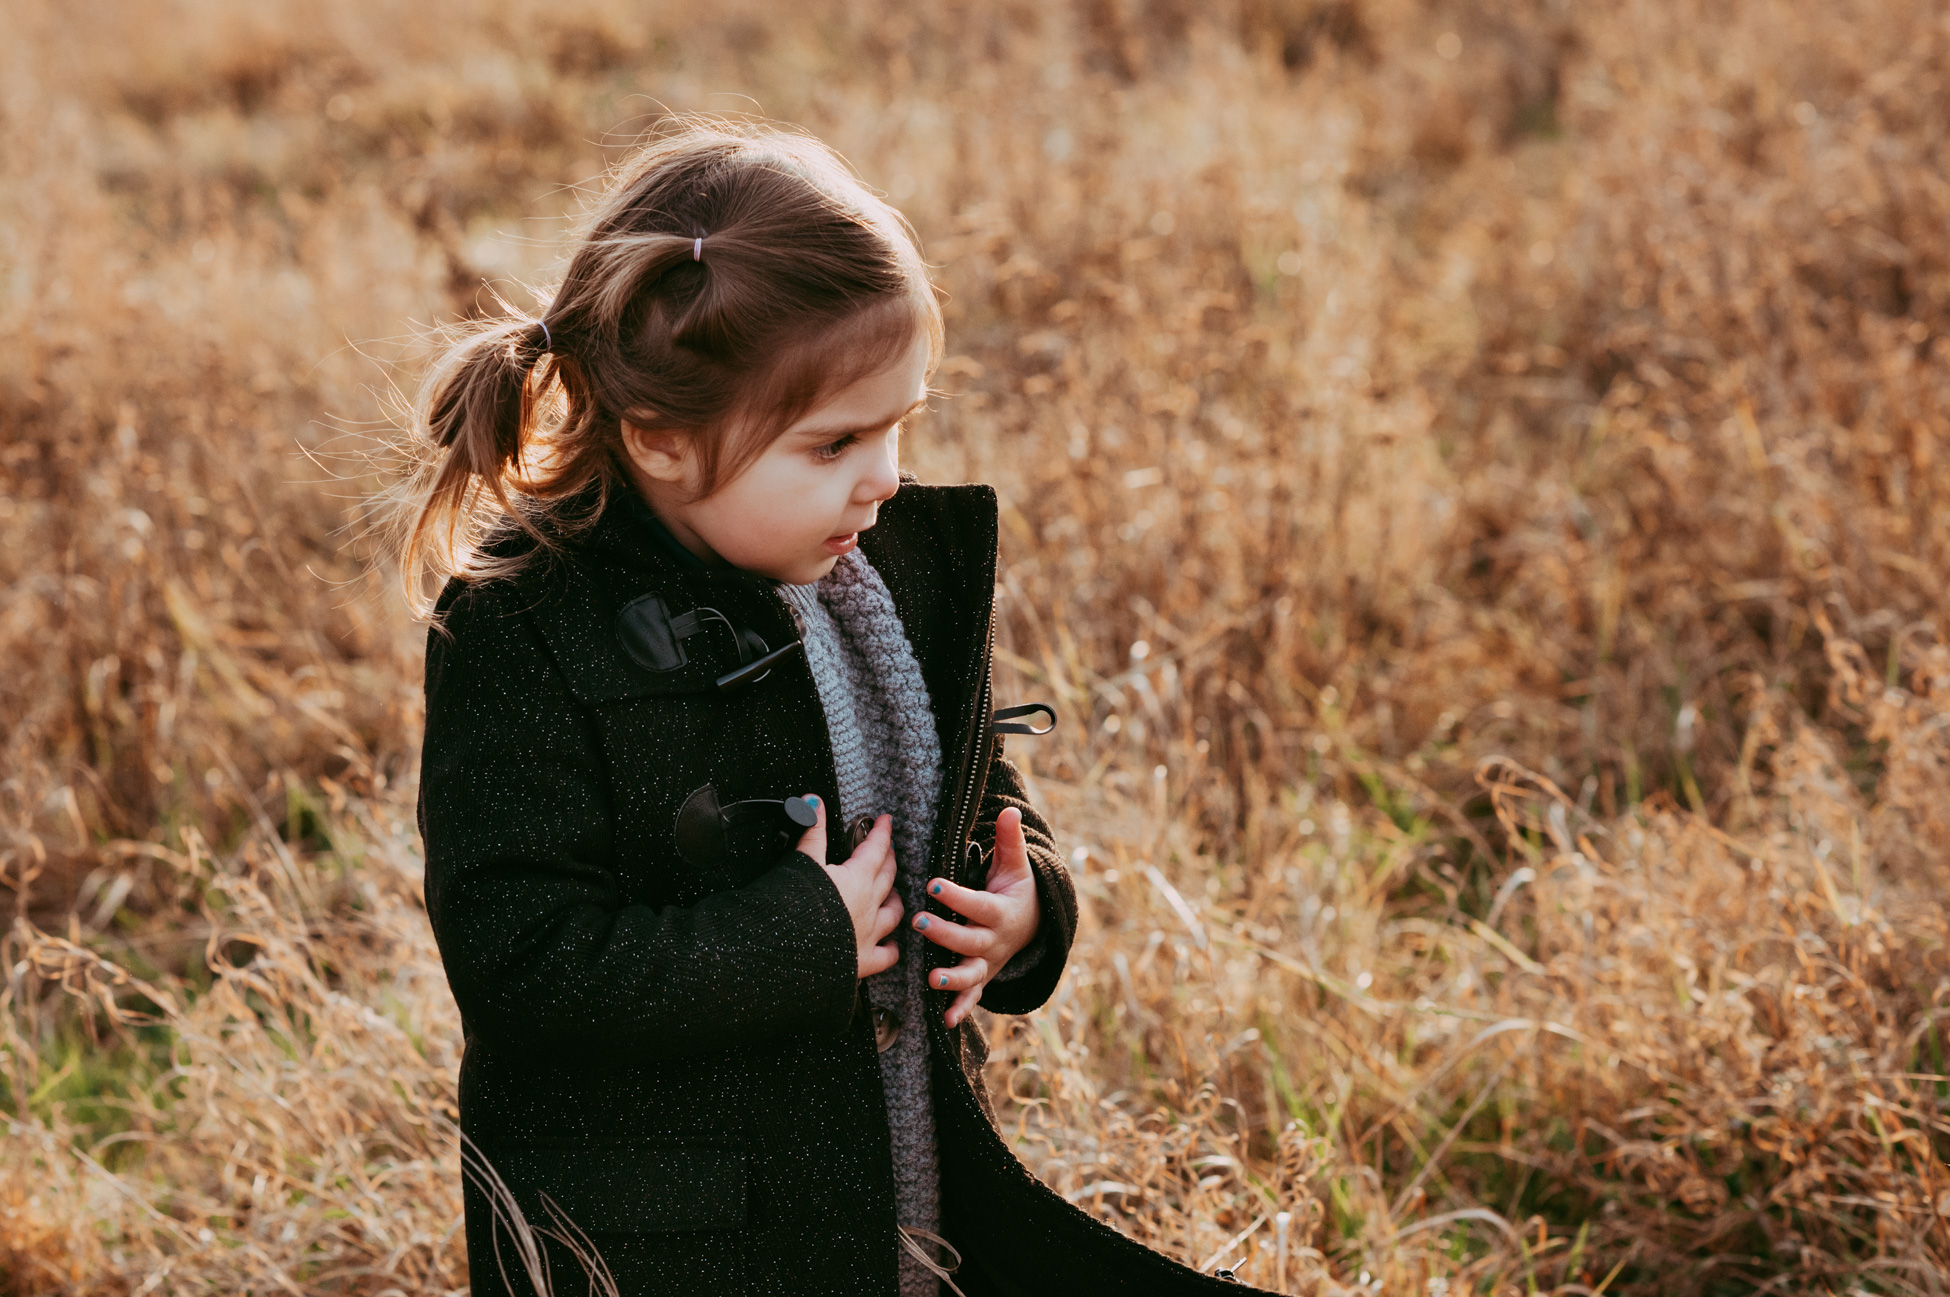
top-left (616, 588), bottom-right (805, 693)
top-left (673, 784), bottom-right (819, 869)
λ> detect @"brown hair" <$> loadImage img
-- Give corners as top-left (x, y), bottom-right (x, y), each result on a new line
top-left (391, 119), bottom-right (942, 611)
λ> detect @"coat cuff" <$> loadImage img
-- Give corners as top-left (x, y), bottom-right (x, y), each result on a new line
top-left (769, 850), bottom-right (863, 1036)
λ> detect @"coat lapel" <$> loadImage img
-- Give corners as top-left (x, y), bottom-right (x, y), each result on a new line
top-left (859, 482), bottom-right (997, 746)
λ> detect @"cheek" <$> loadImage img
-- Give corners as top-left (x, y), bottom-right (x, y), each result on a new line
top-left (708, 496), bottom-right (796, 552)
top-left (696, 465), bottom-right (839, 559)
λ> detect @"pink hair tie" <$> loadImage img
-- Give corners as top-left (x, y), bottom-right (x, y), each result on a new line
top-left (693, 234), bottom-right (705, 261)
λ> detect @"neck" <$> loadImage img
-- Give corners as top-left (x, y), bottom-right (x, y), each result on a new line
top-left (625, 472), bottom-right (726, 569)
top-left (622, 486), bottom-right (719, 572)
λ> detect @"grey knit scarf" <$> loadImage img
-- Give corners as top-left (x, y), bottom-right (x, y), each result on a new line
top-left (779, 551), bottom-right (945, 1297)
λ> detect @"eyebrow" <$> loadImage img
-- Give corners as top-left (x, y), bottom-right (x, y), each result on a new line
top-left (792, 395), bottom-right (928, 442)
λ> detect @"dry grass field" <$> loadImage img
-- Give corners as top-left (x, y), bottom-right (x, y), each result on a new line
top-left (4, 0), bottom-right (1950, 1292)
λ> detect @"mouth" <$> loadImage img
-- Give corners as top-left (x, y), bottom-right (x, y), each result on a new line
top-left (822, 510), bottom-right (876, 557)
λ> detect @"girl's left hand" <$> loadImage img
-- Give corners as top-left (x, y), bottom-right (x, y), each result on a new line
top-left (913, 806), bottom-right (1041, 1028)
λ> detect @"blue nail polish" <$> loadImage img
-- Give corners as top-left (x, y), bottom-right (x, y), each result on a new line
top-left (930, 882), bottom-right (942, 895)
top-left (916, 916), bottom-right (930, 930)
top-left (937, 973), bottom-right (948, 987)
top-left (805, 794), bottom-right (820, 808)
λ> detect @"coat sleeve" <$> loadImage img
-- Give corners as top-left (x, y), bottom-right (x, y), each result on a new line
top-left (963, 737), bottom-right (1075, 1016)
top-left (418, 581), bottom-right (860, 1057)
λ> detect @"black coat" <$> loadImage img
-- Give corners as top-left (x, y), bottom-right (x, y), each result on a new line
top-left (419, 481), bottom-right (1265, 1295)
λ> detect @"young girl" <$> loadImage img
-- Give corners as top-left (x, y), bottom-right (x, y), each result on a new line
top-left (406, 121), bottom-right (1263, 1296)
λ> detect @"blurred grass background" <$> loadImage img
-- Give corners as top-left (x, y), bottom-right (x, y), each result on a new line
top-left (4, 0), bottom-right (1950, 1292)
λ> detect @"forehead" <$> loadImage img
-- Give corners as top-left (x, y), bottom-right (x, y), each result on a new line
top-left (781, 329), bottom-right (932, 437)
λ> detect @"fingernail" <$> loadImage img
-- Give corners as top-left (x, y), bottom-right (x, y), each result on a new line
top-left (916, 916), bottom-right (930, 930)
top-left (937, 972), bottom-right (948, 988)
top-left (805, 794), bottom-right (820, 808)
top-left (930, 882), bottom-right (942, 895)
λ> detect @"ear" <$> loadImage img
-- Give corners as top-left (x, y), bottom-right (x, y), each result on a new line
top-left (620, 420), bottom-right (696, 487)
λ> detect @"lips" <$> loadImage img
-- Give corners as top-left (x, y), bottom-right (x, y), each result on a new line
top-left (823, 512), bottom-right (877, 556)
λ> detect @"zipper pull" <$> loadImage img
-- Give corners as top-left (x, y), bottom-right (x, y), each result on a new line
top-left (963, 838), bottom-right (987, 885)
top-left (991, 702), bottom-right (1056, 736)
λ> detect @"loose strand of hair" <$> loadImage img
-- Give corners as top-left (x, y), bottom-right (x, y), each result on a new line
top-left (393, 315), bottom-right (552, 616)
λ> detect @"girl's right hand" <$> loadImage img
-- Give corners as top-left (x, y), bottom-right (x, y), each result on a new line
top-left (796, 797), bottom-right (902, 979)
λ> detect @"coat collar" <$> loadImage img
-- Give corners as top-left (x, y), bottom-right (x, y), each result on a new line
top-left (514, 477), bottom-right (998, 714)
top-left (572, 474), bottom-right (997, 591)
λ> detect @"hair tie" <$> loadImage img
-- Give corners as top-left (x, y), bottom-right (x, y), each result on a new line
top-left (693, 234), bottom-right (705, 262)
top-left (535, 319), bottom-right (553, 353)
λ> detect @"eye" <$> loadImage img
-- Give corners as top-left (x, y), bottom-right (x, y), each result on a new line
top-left (811, 433), bottom-right (858, 463)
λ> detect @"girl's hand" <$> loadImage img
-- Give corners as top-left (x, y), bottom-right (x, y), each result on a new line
top-left (796, 797), bottom-right (903, 979)
top-left (913, 806), bottom-right (1041, 1027)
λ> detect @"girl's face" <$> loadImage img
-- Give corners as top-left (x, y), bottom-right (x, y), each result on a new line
top-left (623, 330), bottom-right (929, 586)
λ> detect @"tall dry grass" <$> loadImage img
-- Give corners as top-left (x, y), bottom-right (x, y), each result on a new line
top-left (3, 0), bottom-right (1948, 1292)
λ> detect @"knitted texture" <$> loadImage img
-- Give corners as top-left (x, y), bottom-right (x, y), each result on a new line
top-left (780, 550), bottom-right (944, 1297)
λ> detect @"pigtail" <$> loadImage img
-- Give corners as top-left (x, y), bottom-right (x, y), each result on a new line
top-left (393, 314), bottom-right (554, 614)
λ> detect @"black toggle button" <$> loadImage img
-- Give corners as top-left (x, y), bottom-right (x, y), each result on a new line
top-left (715, 638), bottom-right (804, 693)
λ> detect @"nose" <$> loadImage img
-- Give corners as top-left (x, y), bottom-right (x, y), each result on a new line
top-left (856, 428), bottom-right (901, 504)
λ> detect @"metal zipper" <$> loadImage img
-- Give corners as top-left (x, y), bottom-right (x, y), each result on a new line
top-left (926, 603), bottom-right (994, 1060)
top-left (942, 608), bottom-right (996, 886)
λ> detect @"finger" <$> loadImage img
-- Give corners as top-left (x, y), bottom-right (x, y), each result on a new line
top-left (865, 814), bottom-right (896, 886)
top-left (795, 793), bottom-right (827, 865)
top-left (944, 984), bottom-right (983, 1029)
top-left (928, 956), bottom-right (988, 993)
top-left (988, 806), bottom-right (1031, 884)
top-left (871, 893), bottom-right (905, 944)
top-left (911, 911), bottom-right (995, 957)
top-left (860, 940), bottom-right (900, 979)
top-left (844, 812), bottom-right (892, 870)
top-left (925, 876), bottom-right (1006, 928)
top-left (857, 822), bottom-right (898, 910)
